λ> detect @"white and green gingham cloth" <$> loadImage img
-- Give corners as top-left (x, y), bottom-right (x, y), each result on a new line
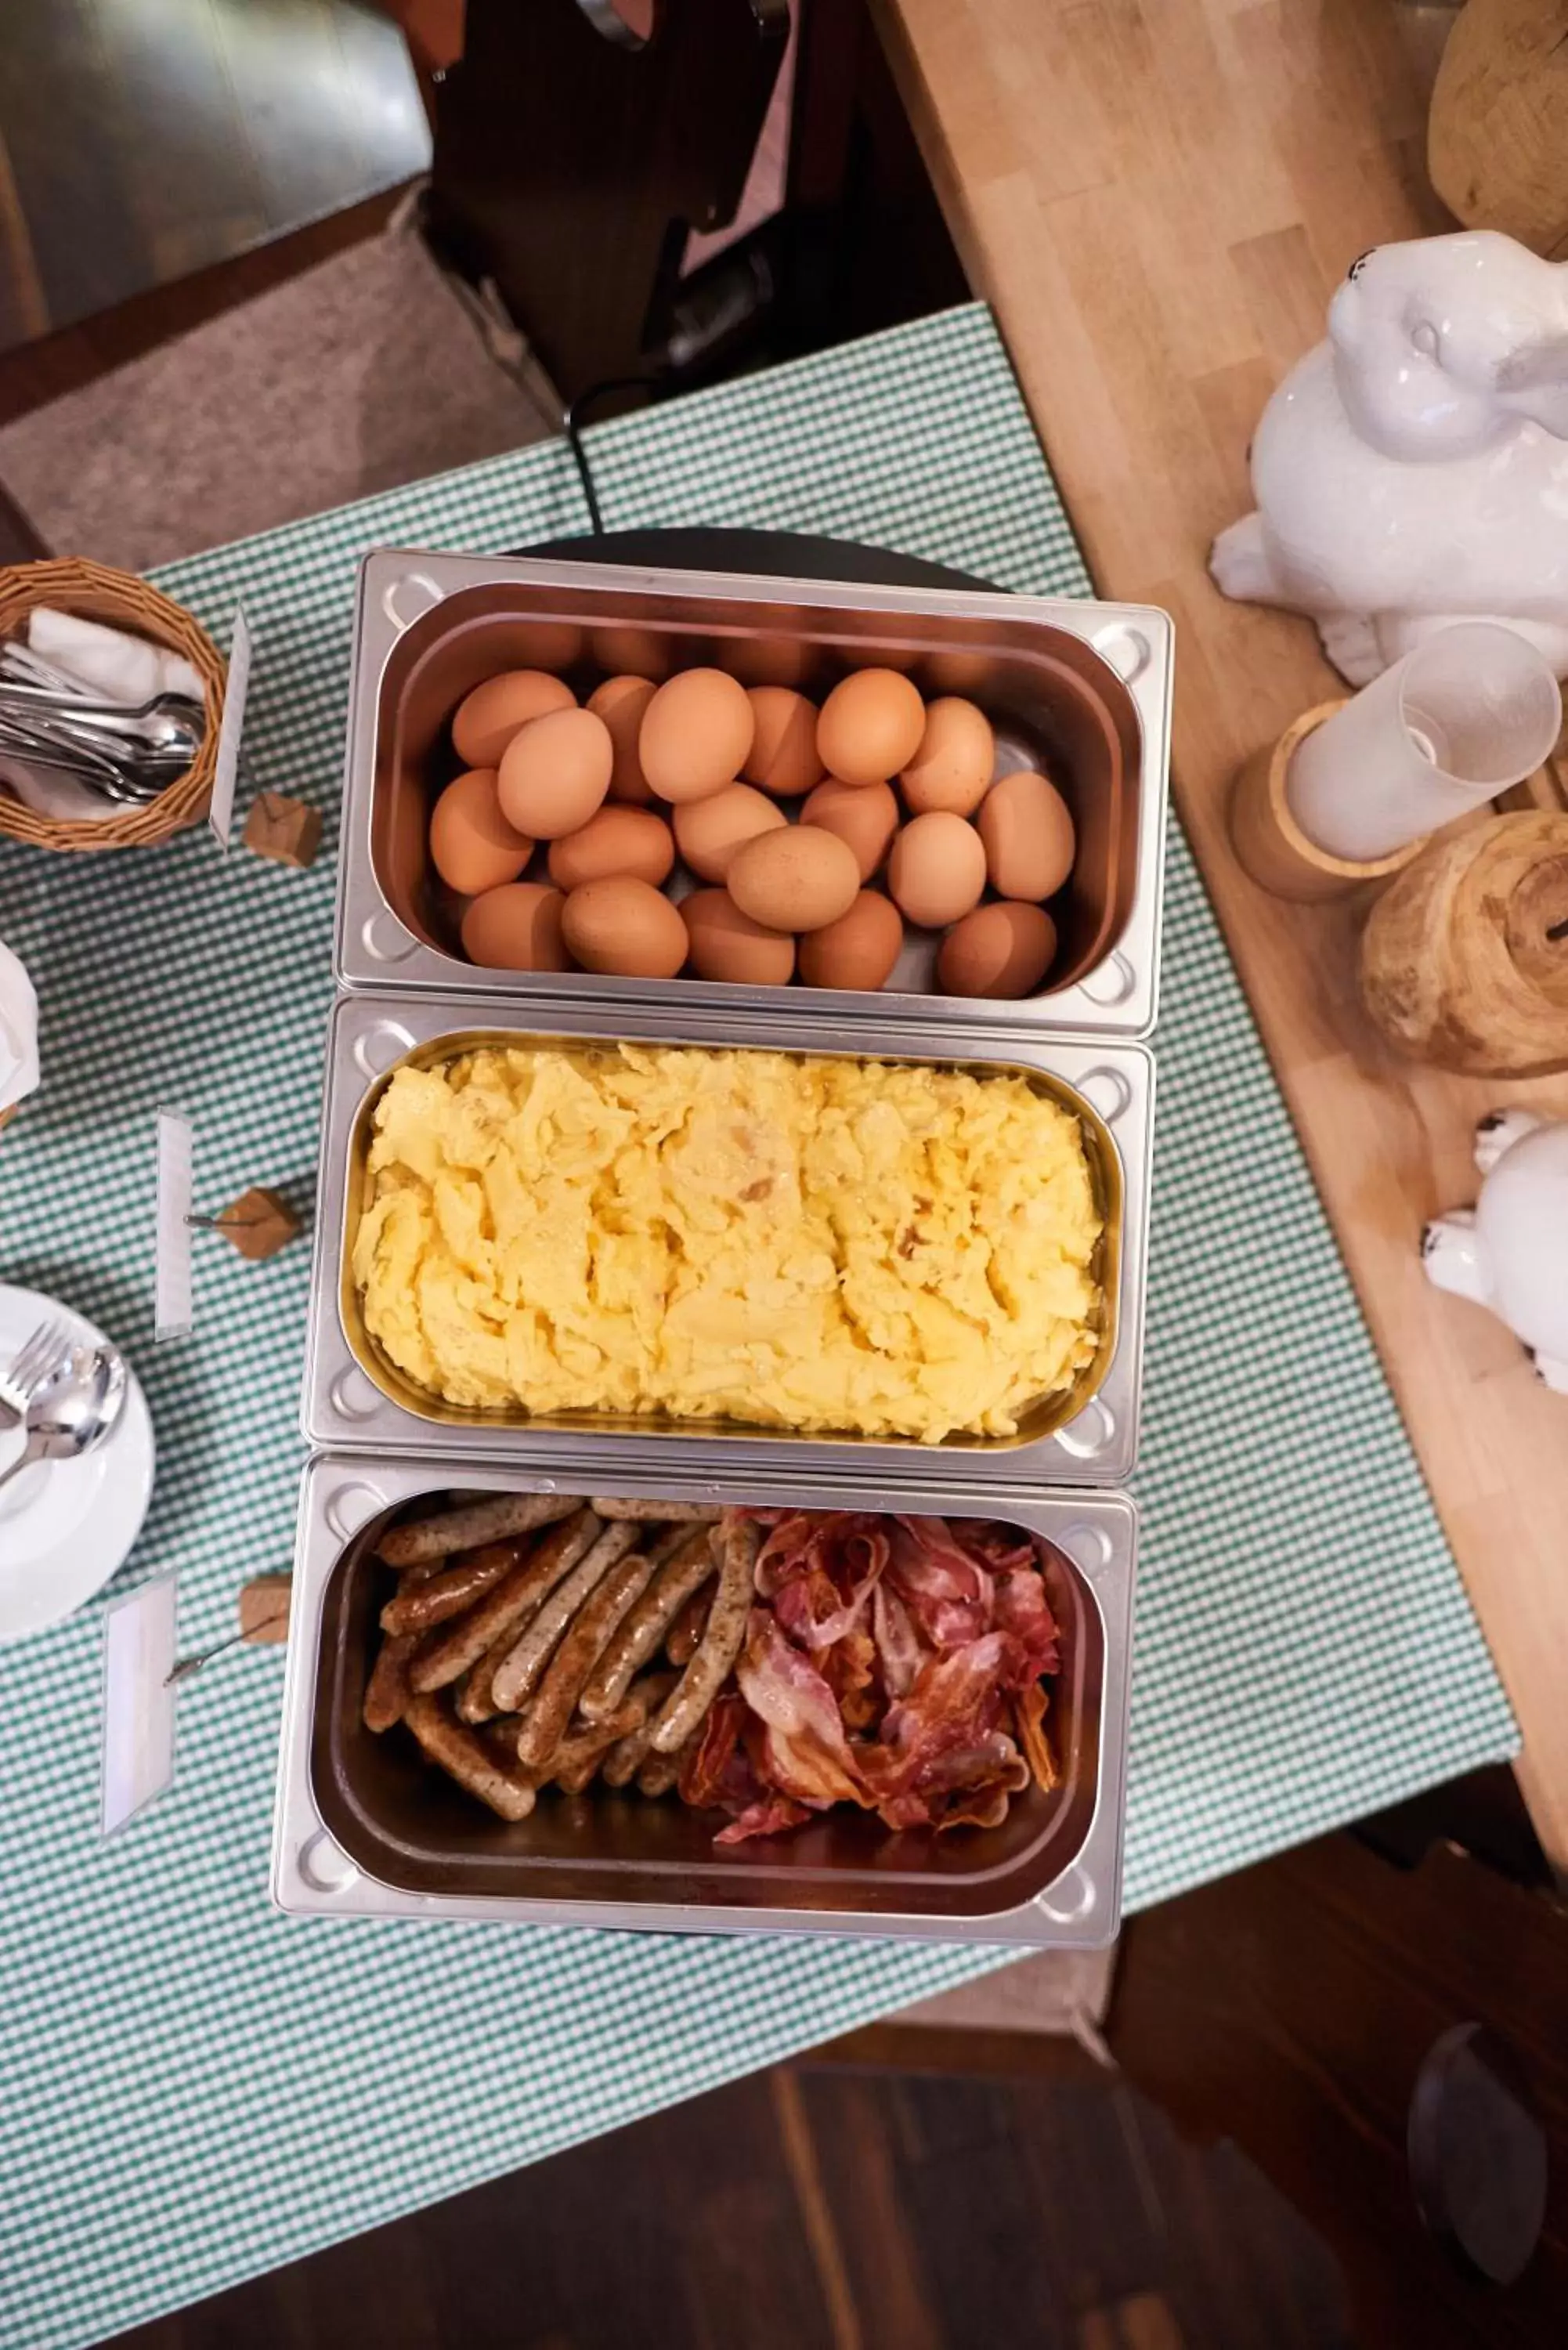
top-left (0, 304), bottom-right (1514, 2350)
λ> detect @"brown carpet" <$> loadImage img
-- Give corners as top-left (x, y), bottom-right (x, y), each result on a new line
top-left (0, 221), bottom-right (558, 570)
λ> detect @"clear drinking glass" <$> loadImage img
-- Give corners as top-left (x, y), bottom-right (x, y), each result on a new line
top-left (1286, 623), bottom-right (1562, 862)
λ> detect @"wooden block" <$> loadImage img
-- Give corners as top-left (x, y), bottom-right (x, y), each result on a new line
top-left (217, 1185), bottom-right (300, 1262)
top-left (243, 790), bottom-right (322, 868)
top-left (239, 1574), bottom-right (291, 1646)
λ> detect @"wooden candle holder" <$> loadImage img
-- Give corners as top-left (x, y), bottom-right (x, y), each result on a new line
top-left (1229, 703), bottom-right (1427, 902)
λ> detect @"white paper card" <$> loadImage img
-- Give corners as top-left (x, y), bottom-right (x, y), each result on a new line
top-left (155, 1108), bottom-right (193, 1341)
top-left (100, 1574), bottom-right (179, 1835)
top-left (208, 608), bottom-right (252, 850)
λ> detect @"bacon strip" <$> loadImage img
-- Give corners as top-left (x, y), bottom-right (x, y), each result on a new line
top-left (1013, 1680), bottom-right (1059, 1792)
top-left (733, 1611), bottom-right (867, 1811)
top-left (754, 1512), bottom-right (891, 1650)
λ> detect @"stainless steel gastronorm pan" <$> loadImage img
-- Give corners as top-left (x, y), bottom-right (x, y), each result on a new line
top-left (301, 992), bottom-right (1152, 1487)
top-left (335, 549), bottom-right (1172, 1038)
top-left (272, 1455), bottom-right (1135, 1946)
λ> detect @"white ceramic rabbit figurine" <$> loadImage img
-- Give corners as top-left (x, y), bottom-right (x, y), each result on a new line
top-left (1210, 231), bottom-right (1568, 685)
top-left (1422, 1110), bottom-right (1568, 1391)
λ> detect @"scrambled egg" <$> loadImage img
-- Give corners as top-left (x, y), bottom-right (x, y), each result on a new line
top-left (352, 1043), bottom-right (1103, 1443)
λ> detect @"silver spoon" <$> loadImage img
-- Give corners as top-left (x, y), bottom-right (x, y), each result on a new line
top-left (0, 1344), bottom-right (128, 1497)
top-left (0, 686), bottom-right (204, 757)
top-left (0, 697), bottom-right (201, 763)
top-left (0, 714), bottom-right (190, 803)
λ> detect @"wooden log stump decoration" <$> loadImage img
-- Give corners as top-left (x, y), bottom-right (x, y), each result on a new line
top-left (1359, 812), bottom-right (1568, 1076)
top-left (1429, 0), bottom-right (1568, 261)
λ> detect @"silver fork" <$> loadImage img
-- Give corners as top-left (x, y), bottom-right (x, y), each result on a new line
top-left (0, 1319), bottom-right (72, 1430)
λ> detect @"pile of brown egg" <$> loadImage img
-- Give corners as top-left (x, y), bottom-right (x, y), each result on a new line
top-left (428, 660), bottom-right (1076, 996)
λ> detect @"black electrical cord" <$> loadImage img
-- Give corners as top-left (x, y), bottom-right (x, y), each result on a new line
top-left (563, 376), bottom-right (663, 536)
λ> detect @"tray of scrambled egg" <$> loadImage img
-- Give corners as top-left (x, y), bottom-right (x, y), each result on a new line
top-left (308, 999), bottom-right (1150, 1481)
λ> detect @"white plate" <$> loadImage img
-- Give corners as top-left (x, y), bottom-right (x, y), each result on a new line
top-left (0, 1282), bottom-right (155, 1642)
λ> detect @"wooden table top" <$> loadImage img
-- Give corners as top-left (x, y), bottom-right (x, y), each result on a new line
top-left (872, 0), bottom-right (1568, 1862)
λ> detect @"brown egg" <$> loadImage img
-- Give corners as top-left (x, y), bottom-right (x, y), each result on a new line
top-left (900, 697), bottom-right (995, 816)
top-left (587, 675), bottom-right (659, 806)
top-left (547, 805), bottom-right (674, 891)
top-left (799, 778), bottom-right (898, 881)
top-left (589, 625), bottom-right (671, 682)
top-left (921, 648), bottom-right (995, 697)
top-left (726, 634), bottom-right (809, 689)
top-left (816, 669), bottom-right (926, 786)
top-left (682, 889), bottom-right (796, 985)
top-left (510, 621), bottom-right (586, 673)
top-left (938, 902), bottom-right (1057, 1000)
top-left (452, 671), bottom-right (576, 768)
top-left (674, 783), bottom-right (787, 884)
top-left (428, 768), bottom-right (533, 896)
top-left (497, 707), bottom-right (613, 839)
top-left (562, 877), bottom-right (689, 978)
top-left (977, 769), bottom-right (1076, 900)
top-left (728, 826), bottom-right (862, 934)
top-left (887, 811), bottom-right (986, 927)
top-left (639, 668), bottom-right (754, 804)
top-left (461, 882), bottom-right (569, 971)
top-left (743, 688), bottom-right (823, 797)
top-left (799, 891), bottom-right (905, 992)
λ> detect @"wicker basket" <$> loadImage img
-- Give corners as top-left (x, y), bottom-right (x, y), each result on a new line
top-left (0, 557), bottom-right (226, 851)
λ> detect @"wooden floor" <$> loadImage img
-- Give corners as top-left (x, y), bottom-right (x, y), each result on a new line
top-left (0, 0), bottom-right (428, 355)
top-left (93, 1810), bottom-right (1568, 2350)
top-left (102, 2059), bottom-right (1353, 2350)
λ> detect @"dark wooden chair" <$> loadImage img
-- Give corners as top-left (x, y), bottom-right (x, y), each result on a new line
top-left (407, 0), bottom-right (966, 406)
top-left (425, 0), bottom-right (790, 401)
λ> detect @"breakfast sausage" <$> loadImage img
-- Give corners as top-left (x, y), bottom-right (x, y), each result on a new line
top-left (489, 1522), bottom-right (641, 1713)
top-left (664, 1585), bottom-right (712, 1668)
top-left (635, 1745), bottom-right (686, 1797)
top-left (394, 1555), bottom-right (446, 1590)
top-left (515, 1546), bottom-right (658, 1769)
top-left (453, 1628), bottom-right (518, 1725)
top-left (589, 1499), bottom-right (724, 1524)
top-left (408, 1509), bottom-right (601, 1693)
top-left (546, 1694), bottom-right (653, 1792)
top-left (600, 1672), bottom-right (683, 1787)
top-left (647, 1519), bottom-right (709, 1567)
top-left (379, 1538), bottom-right (521, 1634)
top-left (456, 1531), bottom-right (633, 1720)
top-left (378, 1491), bottom-right (580, 1568)
top-left (363, 1631), bottom-right (418, 1732)
top-left (403, 1694), bottom-right (537, 1821)
top-left (648, 1517), bottom-right (758, 1755)
top-left (576, 1528), bottom-right (717, 1723)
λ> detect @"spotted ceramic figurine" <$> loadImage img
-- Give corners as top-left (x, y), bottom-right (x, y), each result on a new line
top-left (1422, 1111), bottom-right (1568, 1392)
top-left (1210, 230), bottom-right (1568, 685)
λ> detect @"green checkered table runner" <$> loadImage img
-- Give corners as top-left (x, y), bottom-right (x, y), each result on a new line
top-left (0, 303), bottom-right (1514, 2350)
